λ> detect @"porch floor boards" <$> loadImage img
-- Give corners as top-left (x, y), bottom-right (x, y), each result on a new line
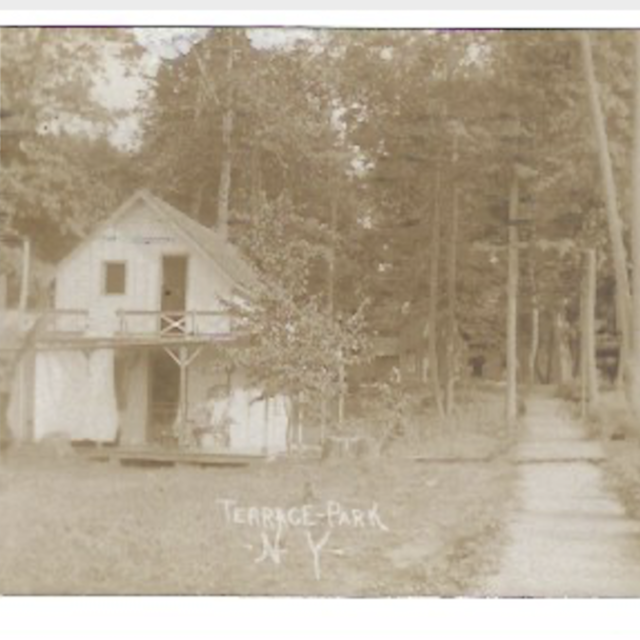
top-left (80, 446), bottom-right (263, 468)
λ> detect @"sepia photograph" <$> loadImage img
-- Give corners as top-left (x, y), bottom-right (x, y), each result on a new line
top-left (1, 18), bottom-right (640, 602)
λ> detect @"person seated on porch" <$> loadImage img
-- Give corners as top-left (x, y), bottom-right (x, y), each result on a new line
top-left (192, 385), bottom-right (233, 450)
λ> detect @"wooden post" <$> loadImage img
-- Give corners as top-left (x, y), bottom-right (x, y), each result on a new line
top-left (178, 346), bottom-right (188, 445)
top-left (506, 171), bottom-right (519, 427)
top-left (165, 345), bottom-right (202, 447)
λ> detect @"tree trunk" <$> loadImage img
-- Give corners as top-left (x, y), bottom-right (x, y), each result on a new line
top-left (192, 183), bottom-right (206, 222)
top-left (580, 31), bottom-right (631, 389)
top-left (529, 308), bottom-right (540, 386)
top-left (0, 32), bottom-right (6, 313)
top-left (444, 184), bottom-right (460, 416)
top-left (580, 286), bottom-right (588, 418)
top-left (327, 186), bottom-right (343, 430)
top-left (428, 170), bottom-right (444, 418)
top-left (526, 238), bottom-right (540, 386)
top-left (328, 186), bottom-right (338, 316)
top-left (18, 238), bottom-right (30, 315)
top-left (630, 31), bottom-right (640, 417)
top-left (337, 360), bottom-right (346, 430)
top-left (443, 127), bottom-right (461, 417)
top-left (217, 33), bottom-right (235, 239)
top-left (582, 249), bottom-right (599, 411)
top-left (297, 392), bottom-right (304, 454)
top-left (320, 392), bottom-right (328, 446)
top-left (545, 312), bottom-right (555, 385)
top-left (552, 307), bottom-right (574, 385)
top-left (506, 171), bottom-right (519, 427)
top-left (250, 142), bottom-right (262, 217)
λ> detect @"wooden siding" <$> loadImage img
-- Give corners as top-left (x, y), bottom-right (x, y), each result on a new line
top-left (55, 200), bottom-right (235, 336)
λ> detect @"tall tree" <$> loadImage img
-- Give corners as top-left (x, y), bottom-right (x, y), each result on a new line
top-left (630, 31), bottom-right (640, 416)
top-left (428, 168), bottom-right (444, 417)
top-left (580, 31), bottom-right (632, 387)
top-left (0, 27), bottom-right (142, 272)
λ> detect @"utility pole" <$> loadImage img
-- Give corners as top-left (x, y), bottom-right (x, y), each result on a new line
top-left (505, 168), bottom-right (520, 427)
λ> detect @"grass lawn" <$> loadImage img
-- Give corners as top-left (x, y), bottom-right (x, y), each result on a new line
top-left (603, 440), bottom-right (640, 519)
top-left (582, 389), bottom-right (640, 519)
top-left (0, 386), bottom-right (515, 596)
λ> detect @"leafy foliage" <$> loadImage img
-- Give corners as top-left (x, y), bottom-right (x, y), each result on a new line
top-left (228, 192), bottom-right (370, 398)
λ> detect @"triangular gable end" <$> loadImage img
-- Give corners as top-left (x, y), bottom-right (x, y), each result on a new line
top-left (56, 190), bottom-right (258, 298)
top-left (142, 192), bottom-right (260, 297)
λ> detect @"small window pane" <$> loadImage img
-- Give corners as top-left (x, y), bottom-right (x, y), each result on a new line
top-left (104, 262), bottom-right (126, 294)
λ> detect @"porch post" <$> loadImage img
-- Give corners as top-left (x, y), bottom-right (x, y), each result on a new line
top-left (164, 344), bottom-right (203, 447)
top-left (178, 346), bottom-right (188, 445)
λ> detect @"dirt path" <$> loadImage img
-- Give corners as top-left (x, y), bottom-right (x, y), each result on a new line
top-left (482, 394), bottom-right (640, 597)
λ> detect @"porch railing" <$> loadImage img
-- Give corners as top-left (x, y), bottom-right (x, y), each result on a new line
top-left (116, 310), bottom-right (233, 338)
top-left (34, 308), bottom-right (240, 340)
top-left (39, 309), bottom-right (89, 335)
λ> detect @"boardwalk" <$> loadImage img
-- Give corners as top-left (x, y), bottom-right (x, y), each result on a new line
top-left (483, 395), bottom-right (640, 597)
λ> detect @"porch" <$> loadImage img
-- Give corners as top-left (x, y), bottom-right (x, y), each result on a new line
top-left (36, 308), bottom-right (238, 343)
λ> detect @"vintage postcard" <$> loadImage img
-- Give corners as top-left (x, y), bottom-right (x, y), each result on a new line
top-left (1, 20), bottom-right (640, 602)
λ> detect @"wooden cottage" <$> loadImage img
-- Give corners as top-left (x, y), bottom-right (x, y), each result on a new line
top-left (7, 190), bottom-right (288, 455)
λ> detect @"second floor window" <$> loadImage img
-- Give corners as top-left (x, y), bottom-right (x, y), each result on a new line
top-left (103, 261), bottom-right (126, 295)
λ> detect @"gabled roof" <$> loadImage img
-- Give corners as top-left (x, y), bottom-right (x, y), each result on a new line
top-left (142, 191), bottom-right (260, 292)
top-left (58, 189), bottom-right (260, 295)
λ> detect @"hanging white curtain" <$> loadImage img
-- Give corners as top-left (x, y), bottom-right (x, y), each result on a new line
top-left (86, 349), bottom-right (119, 442)
top-left (33, 349), bottom-right (118, 442)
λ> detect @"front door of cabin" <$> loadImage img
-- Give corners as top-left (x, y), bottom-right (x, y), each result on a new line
top-left (161, 255), bottom-right (188, 334)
